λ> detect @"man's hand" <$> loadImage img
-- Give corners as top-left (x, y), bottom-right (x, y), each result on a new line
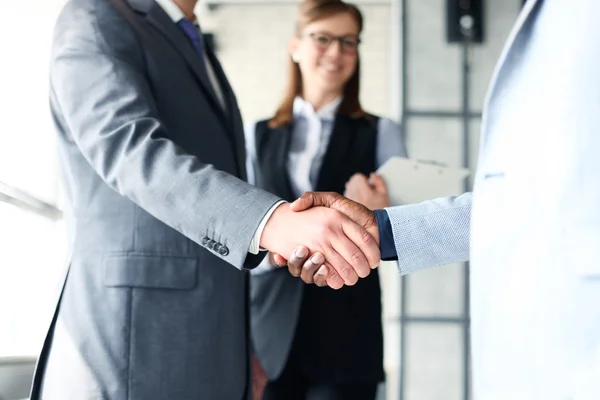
top-left (345, 173), bottom-right (390, 210)
top-left (271, 192), bottom-right (380, 288)
top-left (260, 202), bottom-right (379, 289)
top-left (272, 249), bottom-right (330, 287)
top-left (291, 192), bottom-right (379, 244)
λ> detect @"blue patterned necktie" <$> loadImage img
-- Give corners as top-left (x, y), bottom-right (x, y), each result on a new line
top-left (177, 18), bottom-right (206, 65)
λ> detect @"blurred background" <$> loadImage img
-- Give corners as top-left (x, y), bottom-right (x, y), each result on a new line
top-left (0, 1), bottom-right (524, 399)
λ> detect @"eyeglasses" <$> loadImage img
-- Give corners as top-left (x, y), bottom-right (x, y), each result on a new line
top-left (306, 32), bottom-right (361, 54)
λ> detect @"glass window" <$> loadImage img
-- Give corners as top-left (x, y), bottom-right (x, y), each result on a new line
top-left (0, 0), bottom-right (67, 357)
top-left (0, 203), bottom-right (67, 357)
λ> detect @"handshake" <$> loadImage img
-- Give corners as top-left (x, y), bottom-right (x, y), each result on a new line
top-left (259, 190), bottom-right (382, 290)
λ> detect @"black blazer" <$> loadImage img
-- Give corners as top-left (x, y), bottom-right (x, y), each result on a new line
top-left (250, 114), bottom-right (385, 384)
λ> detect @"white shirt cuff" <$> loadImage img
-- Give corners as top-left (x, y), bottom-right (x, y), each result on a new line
top-left (249, 200), bottom-right (286, 254)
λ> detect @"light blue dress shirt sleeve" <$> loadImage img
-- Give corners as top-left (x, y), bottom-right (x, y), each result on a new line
top-left (376, 117), bottom-right (408, 168)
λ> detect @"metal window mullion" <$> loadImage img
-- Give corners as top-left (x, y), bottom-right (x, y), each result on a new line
top-left (0, 182), bottom-right (62, 220)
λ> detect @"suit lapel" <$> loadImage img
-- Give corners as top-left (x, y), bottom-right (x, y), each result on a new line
top-left (137, 2), bottom-right (226, 122)
top-left (125, 0), bottom-right (244, 175)
top-left (481, 0), bottom-right (541, 147)
top-left (483, 0), bottom-right (540, 106)
top-left (205, 47), bottom-right (248, 179)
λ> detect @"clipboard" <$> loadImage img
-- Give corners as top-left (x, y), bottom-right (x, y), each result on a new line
top-left (376, 157), bottom-right (470, 205)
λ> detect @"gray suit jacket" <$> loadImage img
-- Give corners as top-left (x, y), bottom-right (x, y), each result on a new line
top-left (386, 0), bottom-right (600, 398)
top-left (31, 0), bottom-right (280, 399)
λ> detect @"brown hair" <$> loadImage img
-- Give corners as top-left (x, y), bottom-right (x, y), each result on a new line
top-left (268, 0), bottom-right (365, 128)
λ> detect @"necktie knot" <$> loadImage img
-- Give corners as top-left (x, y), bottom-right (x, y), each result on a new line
top-left (177, 18), bottom-right (205, 61)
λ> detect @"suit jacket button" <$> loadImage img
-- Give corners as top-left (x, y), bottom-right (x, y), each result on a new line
top-left (207, 240), bottom-right (216, 249)
top-left (201, 236), bottom-right (210, 246)
top-left (219, 246), bottom-right (229, 256)
top-left (213, 243), bottom-right (222, 252)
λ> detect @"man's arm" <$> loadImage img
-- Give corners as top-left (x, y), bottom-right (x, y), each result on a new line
top-left (51, 8), bottom-right (280, 269)
top-left (383, 193), bottom-right (471, 275)
top-left (278, 192), bottom-right (472, 286)
top-left (51, 5), bottom-right (381, 284)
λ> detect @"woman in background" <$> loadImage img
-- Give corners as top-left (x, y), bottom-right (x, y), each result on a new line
top-left (245, 0), bottom-right (407, 398)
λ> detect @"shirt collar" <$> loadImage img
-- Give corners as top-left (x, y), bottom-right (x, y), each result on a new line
top-left (293, 96), bottom-right (342, 122)
top-left (154, 0), bottom-right (195, 23)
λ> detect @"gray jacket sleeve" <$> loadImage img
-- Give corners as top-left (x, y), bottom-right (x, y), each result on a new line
top-left (385, 192), bottom-right (472, 274)
top-left (50, 9), bottom-right (280, 270)
top-left (376, 117), bottom-right (408, 168)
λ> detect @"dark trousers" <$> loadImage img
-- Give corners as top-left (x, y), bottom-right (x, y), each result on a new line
top-left (262, 362), bottom-right (378, 400)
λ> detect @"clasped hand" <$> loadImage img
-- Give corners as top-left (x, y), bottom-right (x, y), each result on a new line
top-left (260, 190), bottom-right (380, 290)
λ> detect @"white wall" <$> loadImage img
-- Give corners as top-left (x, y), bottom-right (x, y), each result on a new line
top-left (0, 0), bottom-right (68, 363)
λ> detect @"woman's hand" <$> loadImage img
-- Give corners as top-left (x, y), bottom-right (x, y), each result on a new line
top-left (344, 172), bottom-right (390, 210)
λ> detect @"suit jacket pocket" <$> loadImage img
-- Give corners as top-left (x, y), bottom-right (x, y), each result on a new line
top-left (103, 254), bottom-right (198, 290)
